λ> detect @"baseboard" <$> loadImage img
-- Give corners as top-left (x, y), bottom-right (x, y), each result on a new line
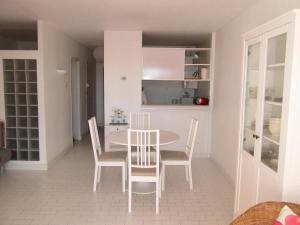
top-left (210, 157), bottom-right (235, 188)
top-left (47, 146), bottom-right (73, 169)
top-left (5, 161), bottom-right (48, 170)
top-left (193, 152), bottom-right (210, 158)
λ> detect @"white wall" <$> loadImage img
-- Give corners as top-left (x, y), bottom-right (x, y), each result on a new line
top-left (38, 21), bottom-right (93, 164)
top-left (80, 61), bottom-right (88, 134)
top-left (71, 59), bottom-right (81, 141)
top-left (104, 31), bottom-right (142, 123)
top-left (211, 0), bottom-right (300, 184)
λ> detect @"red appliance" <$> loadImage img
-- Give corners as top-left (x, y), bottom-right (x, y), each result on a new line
top-left (195, 97), bottom-right (209, 105)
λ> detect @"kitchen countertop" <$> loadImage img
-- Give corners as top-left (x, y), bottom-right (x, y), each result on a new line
top-left (141, 104), bottom-right (211, 110)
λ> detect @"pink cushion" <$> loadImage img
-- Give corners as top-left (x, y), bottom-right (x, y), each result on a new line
top-left (273, 205), bottom-right (300, 225)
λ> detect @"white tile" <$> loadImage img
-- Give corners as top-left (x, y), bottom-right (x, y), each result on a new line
top-left (0, 136), bottom-right (234, 225)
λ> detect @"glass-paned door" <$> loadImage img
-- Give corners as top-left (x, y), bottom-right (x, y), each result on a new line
top-left (261, 31), bottom-right (287, 172)
top-left (242, 42), bottom-right (261, 156)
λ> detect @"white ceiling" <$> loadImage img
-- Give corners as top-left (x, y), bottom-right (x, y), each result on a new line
top-left (0, 0), bottom-right (257, 48)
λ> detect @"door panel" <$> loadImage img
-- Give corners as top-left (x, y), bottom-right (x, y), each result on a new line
top-left (260, 30), bottom-right (287, 173)
top-left (258, 167), bottom-right (282, 202)
top-left (237, 39), bottom-right (262, 214)
top-left (239, 151), bottom-right (259, 213)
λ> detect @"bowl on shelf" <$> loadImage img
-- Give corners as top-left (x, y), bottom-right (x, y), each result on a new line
top-left (269, 118), bottom-right (281, 137)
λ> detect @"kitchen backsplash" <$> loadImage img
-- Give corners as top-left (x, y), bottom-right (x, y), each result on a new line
top-left (142, 80), bottom-right (209, 105)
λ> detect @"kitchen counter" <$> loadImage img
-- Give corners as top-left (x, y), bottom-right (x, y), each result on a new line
top-left (141, 104), bottom-right (211, 157)
top-left (141, 104), bottom-right (211, 111)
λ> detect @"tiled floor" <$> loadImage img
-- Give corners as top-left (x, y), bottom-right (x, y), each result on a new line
top-left (0, 137), bottom-right (234, 225)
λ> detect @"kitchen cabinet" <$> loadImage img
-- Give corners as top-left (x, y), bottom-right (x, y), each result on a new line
top-left (143, 48), bottom-right (185, 80)
top-left (235, 10), bottom-right (300, 216)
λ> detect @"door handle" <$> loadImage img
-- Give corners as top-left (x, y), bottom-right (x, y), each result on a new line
top-left (252, 134), bottom-right (260, 139)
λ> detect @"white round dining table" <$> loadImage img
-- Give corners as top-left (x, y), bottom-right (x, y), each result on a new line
top-left (106, 129), bottom-right (179, 194)
top-left (106, 129), bottom-right (179, 147)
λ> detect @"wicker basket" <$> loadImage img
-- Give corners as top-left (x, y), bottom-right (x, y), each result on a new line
top-left (230, 201), bottom-right (300, 225)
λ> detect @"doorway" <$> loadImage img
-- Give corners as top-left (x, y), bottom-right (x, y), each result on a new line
top-left (71, 58), bottom-right (81, 141)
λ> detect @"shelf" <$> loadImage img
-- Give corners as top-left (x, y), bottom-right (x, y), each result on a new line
top-left (5, 81), bottom-right (37, 84)
top-left (248, 66), bottom-right (259, 70)
top-left (4, 69), bottom-right (37, 72)
top-left (185, 48), bottom-right (211, 51)
top-left (263, 134), bottom-right (280, 145)
top-left (15, 59), bottom-right (25, 70)
top-left (3, 58), bottom-right (40, 161)
top-left (184, 78), bottom-right (210, 82)
top-left (184, 64), bottom-right (210, 66)
top-left (265, 100), bottom-right (282, 106)
top-left (15, 71), bottom-right (26, 82)
top-left (267, 63), bottom-right (285, 69)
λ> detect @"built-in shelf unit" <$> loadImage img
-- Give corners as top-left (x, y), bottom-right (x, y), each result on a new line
top-left (3, 59), bottom-right (39, 161)
top-left (184, 48), bottom-right (211, 81)
top-left (235, 10), bottom-right (300, 216)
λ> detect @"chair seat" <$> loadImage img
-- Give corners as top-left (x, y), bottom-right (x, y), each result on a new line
top-left (131, 163), bottom-right (162, 177)
top-left (160, 150), bottom-right (189, 161)
top-left (99, 151), bottom-right (127, 162)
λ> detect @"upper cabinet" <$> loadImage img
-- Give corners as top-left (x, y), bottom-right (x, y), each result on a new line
top-left (143, 48), bottom-right (184, 80)
top-left (235, 10), bottom-right (300, 217)
top-left (142, 47), bottom-right (212, 81)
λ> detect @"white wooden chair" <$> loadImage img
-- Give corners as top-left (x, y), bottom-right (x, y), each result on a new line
top-left (129, 112), bottom-right (150, 129)
top-left (161, 118), bottom-right (198, 190)
top-left (128, 129), bottom-right (162, 214)
top-left (88, 117), bottom-right (127, 192)
top-left (130, 112), bottom-right (156, 153)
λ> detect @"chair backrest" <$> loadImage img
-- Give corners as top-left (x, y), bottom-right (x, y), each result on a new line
top-left (185, 118), bottom-right (199, 160)
top-left (88, 117), bottom-right (102, 163)
top-left (129, 112), bottom-right (150, 129)
top-left (128, 129), bottom-right (160, 177)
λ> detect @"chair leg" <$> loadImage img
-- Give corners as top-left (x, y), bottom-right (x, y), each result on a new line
top-left (93, 165), bottom-right (98, 192)
top-left (128, 179), bottom-right (132, 213)
top-left (97, 166), bottom-right (101, 183)
top-left (162, 164), bottom-right (165, 191)
top-left (156, 181), bottom-right (159, 214)
top-left (185, 165), bottom-right (189, 182)
top-left (125, 163), bottom-right (127, 181)
top-left (122, 165), bottom-right (125, 192)
top-left (159, 175), bottom-right (162, 198)
top-left (189, 164), bottom-right (193, 190)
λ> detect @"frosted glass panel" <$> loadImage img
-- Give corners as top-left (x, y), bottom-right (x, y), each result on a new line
top-left (243, 43), bottom-right (260, 156)
top-left (267, 33), bottom-right (286, 65)
top-left (261, 139), bottom-right (279, 172)
top-left (260, 32), bottom-right (287, 172)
